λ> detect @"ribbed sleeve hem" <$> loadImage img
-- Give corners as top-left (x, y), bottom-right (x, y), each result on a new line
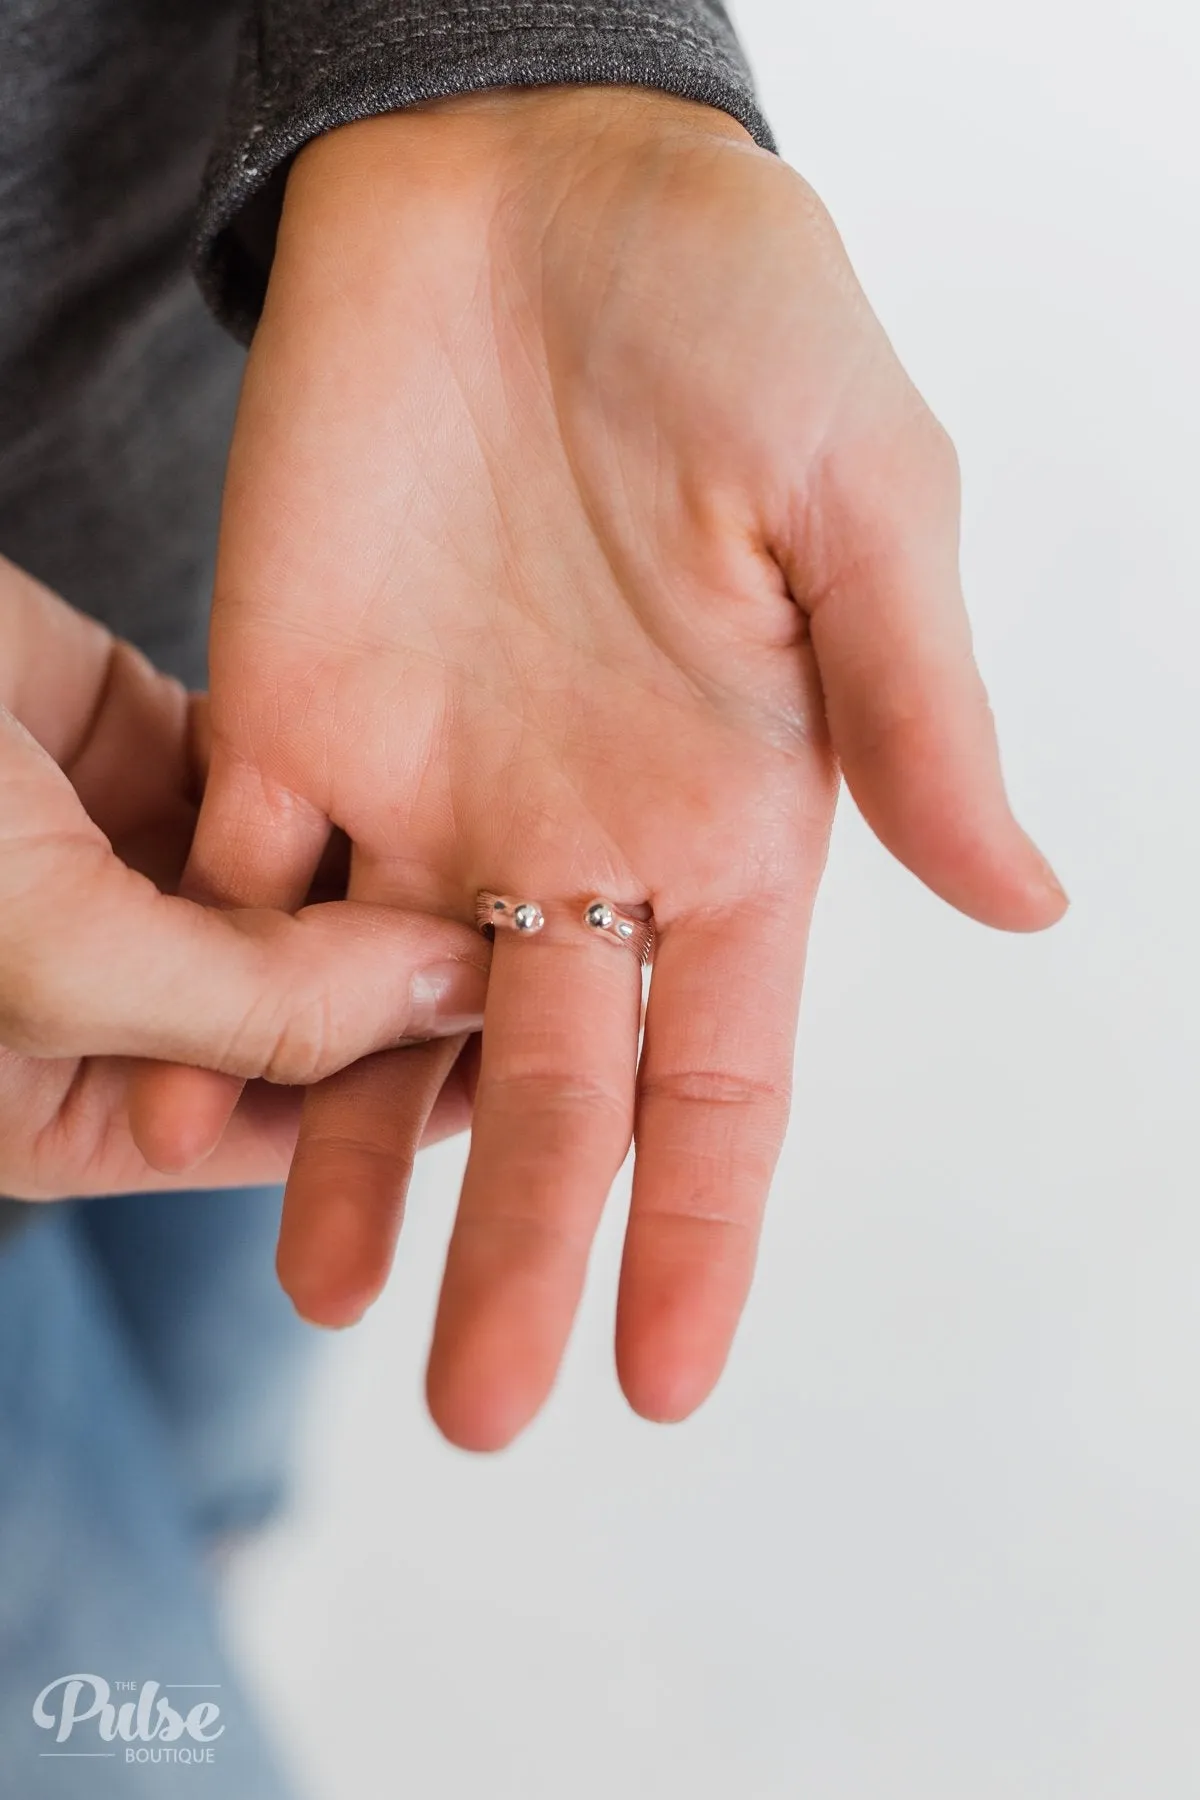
top-left (194, 4), bottom-right (776, 341)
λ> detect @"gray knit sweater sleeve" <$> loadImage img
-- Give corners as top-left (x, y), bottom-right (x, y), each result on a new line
top-left (196, 0), bottom-right (775, 340)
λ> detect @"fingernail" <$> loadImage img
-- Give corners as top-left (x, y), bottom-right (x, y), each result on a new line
top-left (408, 959), bottom-right (488, 1038)
top-left (1034, 849), bottom-right (1069, 904)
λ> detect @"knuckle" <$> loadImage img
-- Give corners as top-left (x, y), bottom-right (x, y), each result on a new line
top-left (483, 1069), bottom-right (631, 1130)
top-left (257, 987), bottom-right (339, 1086)
top-left (866, 396), bottom-right (961, 510)
top-left (636, 1069), bottom-right (791, 1194)
top-left (634, 1200), bottom-right (759, 1241)
top-left (912, 412), bottom-right (962, 505)
top-left (477, 1069), bottom-right (633, 1169)
top-left (639, 1067), bottom-right (791, 1116)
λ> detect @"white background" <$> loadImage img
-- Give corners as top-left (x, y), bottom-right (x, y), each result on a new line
top-left (227, 2), bottom-right (1200, 1793)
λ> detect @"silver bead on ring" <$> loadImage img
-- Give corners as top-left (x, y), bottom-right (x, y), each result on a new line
top-left (475, 893), bottom-right (545, 937)
top-left (581, 897), bottom-right (655, 966)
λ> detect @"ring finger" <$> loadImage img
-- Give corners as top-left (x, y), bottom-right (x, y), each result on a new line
top-left (425, 897), bottom-right (645, 1450)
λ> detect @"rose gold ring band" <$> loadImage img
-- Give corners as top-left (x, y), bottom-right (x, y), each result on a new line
top-left (475, 892), bottom-right (655, 966)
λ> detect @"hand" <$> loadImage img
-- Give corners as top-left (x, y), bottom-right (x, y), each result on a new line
top-left (0, 555), bottom-right (488, 1199)
top-left (136, 88), bottom-right (1066, 1446)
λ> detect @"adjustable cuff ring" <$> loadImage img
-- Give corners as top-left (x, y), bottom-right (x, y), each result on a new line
top-left (474, 891), bottom-right (654, 966)
top-left (580, 897), bottom-right (655, 966)
top-left (475, 893), bottom-right (545, 937)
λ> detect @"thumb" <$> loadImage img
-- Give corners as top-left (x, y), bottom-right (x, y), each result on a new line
top-left (793, 416), bottom-right (1067, 930)
top-left (0, 714), bottom-right (488, 1073)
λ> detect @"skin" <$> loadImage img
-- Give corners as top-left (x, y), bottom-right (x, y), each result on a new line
top-left (0, 555), bottom-right (488, 1200)
top-left (120, 86), bottom-right (1067, 1450)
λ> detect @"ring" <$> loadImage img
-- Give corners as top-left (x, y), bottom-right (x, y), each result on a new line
top-left (580, 897), bottom-right (655, 967)
top-left (475, 893), bottom-right (545, 936)
top-left (474, 891), bottom-right (654, 966)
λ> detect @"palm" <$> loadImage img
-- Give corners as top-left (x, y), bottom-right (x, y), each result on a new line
top-left (179, 91), bottom-right (1064, 1448)
top-left (215, 142), bottom-right (837, 895)
top-left (222, 506), bottom-right (825, 919)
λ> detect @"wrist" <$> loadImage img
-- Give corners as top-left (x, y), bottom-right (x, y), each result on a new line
top-left (273, 85), bottom-right (761, 316)
top-left (288, 84), bottom-right (753, 208)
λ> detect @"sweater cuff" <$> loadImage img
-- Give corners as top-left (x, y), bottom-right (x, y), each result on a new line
top-left (194, 3), bottom-right (776, 341)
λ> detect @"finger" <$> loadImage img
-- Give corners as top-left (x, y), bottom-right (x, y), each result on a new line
top-left (13, 1062), bottom-right (305, 1200)
top-left (0, 571), bottom-right (197, 877)
top-left (128, 1060), bottom-right (258, 1176)
top-left (128, 746), bottom-right (334, 1169)
top-left (0, 554), bottom-right (114, 760)
top-left (15, 1054), bottom-right (476, 1205)
top-left (0, 725), bottom-right (489, 1076)
top-left (426, 926), bottom-right (642, 1452)
top-left (60, 640), bottom-right (190, 845)
top-left (421, 1030), bottom-right (480, 1144)
top-left (19, 885), bottom-right (488, 1066)
top-left (126, 907), bottom-right (481, 1172)
top-left (145, 1080), bottom-right (307, 1190)
top-left (790, 418), bottom-right (1068, 930)
top-left (616, 893), bottom-right (813, 1422)
top-left (277, 1035), bottom-right (471, 1329)
top-left (184, 693), bottom-right (212, 806)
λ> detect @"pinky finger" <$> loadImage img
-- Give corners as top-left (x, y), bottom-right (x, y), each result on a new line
top-left (617, 891), bottom-right (819, 1423)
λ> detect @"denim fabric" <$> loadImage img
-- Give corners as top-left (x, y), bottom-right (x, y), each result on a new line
top-left (0, 1188), bottom-right (310, 1797)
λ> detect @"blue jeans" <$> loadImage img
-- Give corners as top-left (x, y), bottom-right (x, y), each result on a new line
top-left (0, 1188), bottom-right (311, 1797)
